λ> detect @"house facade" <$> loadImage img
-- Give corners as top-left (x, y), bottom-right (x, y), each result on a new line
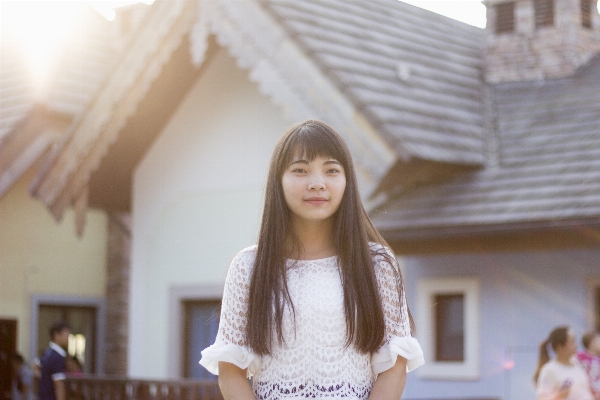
top-left (2, 0), bottom-right (599, 399)
top-left (0, 4), bottom-right (120, 394)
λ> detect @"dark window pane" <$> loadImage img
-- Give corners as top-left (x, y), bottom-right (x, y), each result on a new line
top-left (184, 300), bottom-right (220, 379)
top-left (435, 294), bottom-right (464, 362)
top-left (534, 0), bottom-right (554, 28)
top-left (581, 0), bottom-right (592, 28)
top-left (496, 2), bottom-right (515, 33)
top-left (595, 287), bottom-right (600, 332)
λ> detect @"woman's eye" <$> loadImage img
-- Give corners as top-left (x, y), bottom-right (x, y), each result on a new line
top-left (292, 168), bottom-right (306, 173)
top-left (327, 168), bottom-right (340, 174)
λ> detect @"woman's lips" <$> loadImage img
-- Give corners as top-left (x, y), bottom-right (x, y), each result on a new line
top-left (305, 197), bottom-right (328, 205)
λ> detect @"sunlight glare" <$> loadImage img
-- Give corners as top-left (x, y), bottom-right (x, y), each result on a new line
top-left (1, 1), bottom-right (80, 99)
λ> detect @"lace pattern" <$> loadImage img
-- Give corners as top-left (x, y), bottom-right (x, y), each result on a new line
top-left (200, 244), bottom-right (423, 400)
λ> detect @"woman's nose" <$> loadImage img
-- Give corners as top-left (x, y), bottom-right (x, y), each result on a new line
top-left (307, 181), bottom-right (326, 190)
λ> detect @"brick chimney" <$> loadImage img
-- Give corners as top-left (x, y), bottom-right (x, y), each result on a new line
top-left (485, 0), bottom-right (600, 83)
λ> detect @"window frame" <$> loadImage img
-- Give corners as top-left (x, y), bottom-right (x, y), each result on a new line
top-left (416, 277), bottom-right (480, 380)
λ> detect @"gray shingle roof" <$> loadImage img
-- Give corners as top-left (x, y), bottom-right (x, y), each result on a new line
top-left (371, 54), bottom-right (600, 237)
top-left (262, 0), bottom-right (486, 165)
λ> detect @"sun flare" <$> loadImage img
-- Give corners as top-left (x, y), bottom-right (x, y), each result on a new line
top-left (1, 1), bottom-right (82, 98)
top-left (0, 1), bottom-right (154, 100)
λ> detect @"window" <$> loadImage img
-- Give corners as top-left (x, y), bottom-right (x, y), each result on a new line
top-left (435, 294), bottom-right (464, 362)
top-left (417, 277), bottom-right (480, 380)
top-left (586, 277), bottom-right (600, 330)
top-left (30, 296), bottom-right (105, 374)
top-left (495, 2), bottom-right (515, 34)
top-left (534, 0), bottom-right (554, 28)
top-left (183, 300), bottom-right (220, 379)
top-left (37, 305), bottom-right (97, 373)
top-left (595, 286), bottom-right (600, 330)
top-left (581, 0), bottom-right (593, 28)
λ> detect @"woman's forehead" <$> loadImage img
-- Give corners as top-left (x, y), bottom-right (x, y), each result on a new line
top-left (289, 144), bottom-right (339, 162)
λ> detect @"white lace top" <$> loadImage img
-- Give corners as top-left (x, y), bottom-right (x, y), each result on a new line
top-left (200, 244), bottom-right (424, 400)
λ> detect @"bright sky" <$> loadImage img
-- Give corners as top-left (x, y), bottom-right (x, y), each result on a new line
top-left (402, 0), bottom-right (487, 28)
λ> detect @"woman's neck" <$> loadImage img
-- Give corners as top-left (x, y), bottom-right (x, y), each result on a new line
top-left (290, 217), bottom-right (336, 260)
top-left (555, 352), bottom-right (573, 366)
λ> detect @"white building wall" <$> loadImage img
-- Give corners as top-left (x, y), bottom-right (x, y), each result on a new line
top-left (129, 48), bottom-right (288, 378)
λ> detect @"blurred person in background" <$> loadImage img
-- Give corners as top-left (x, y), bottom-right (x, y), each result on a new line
top-left (65, 356), bottom-right (83, 376)
top-left (576, 330), bottom-right (600, 399)
top-left (11, 353), bottom-right (35, 400)
top-left (38, 321), bottom-right (70, 400)
top-left (534, 326), bottom-right (594, 400)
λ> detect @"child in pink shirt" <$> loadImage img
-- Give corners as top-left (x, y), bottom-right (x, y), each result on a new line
top-left (576, 331), bottom-right (600, 399)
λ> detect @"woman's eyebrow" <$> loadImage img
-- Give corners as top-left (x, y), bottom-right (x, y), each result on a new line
top-left (290, 159), bottom-right (309, 165)
top-left (324, 160), bottom-right (341, 165)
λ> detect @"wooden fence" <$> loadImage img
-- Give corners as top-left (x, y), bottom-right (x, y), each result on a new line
top-left (64, 375), bottom-right (222, 400)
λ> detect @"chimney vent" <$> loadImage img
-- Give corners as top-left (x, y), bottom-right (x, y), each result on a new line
top-left (485, 0), bottom-right (600, 83)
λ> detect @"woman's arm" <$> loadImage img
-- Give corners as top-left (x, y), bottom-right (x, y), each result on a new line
top-left (368, 356), bottom-right (408, 400)
top-left (218, 361), bottom-right (256, 400)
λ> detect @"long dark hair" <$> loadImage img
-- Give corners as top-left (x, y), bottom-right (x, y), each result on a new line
top-left (533, 326), bottom-right (569, 384)
top-left (246, 120), bottom-right (408, 355)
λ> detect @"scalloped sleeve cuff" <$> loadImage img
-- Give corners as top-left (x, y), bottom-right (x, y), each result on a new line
top-left (199, 341), bottom-right (260, 376)
top-left (372, 336), bottom-right (425, 375)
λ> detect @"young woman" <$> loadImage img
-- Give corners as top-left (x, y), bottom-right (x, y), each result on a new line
top-left (577, 331), bottom-right (600, 399)
top-left (200, 120), bottom-right (423, 400)
top-left (534, 326), bottom-right (594, 400)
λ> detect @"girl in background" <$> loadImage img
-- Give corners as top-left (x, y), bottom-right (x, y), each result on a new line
top-left (534, 326), bottom-right (593, 400)
top-left (200, 120), bottom-right (423, 400)
top-left (576, 331), bottom-right (600, 399)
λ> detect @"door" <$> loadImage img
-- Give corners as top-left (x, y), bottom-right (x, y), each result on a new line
top-left (0, 319), bottom-right (17, 400)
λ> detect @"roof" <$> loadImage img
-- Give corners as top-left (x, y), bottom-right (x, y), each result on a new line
top-left (0, 2), bottom-right (119, 197)
top-left (30, 0), bottom-right (489, 221)
top-left (371, 54), bottom-right (600, 240)
top-left (263, 0), bottom-right (486, 165)
top-left (12, 0), bottom-right (600, 246)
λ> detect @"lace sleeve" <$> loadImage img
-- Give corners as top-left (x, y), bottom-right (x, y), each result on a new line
top-left (199, 247), bottom-right (260, 375)
top-left (371, 244), bottom-right (424, 374)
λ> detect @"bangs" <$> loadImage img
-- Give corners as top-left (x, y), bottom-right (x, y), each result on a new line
top-left (280, 122), bottom-right (347, 170)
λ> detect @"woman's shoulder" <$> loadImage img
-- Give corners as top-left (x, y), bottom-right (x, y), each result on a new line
top-left (368, 242), bottom-right (396, 262)
top-left (228, 245), bottom-right (257, 274)
top-left (236, 244), bottom-right (258, 258)
top-left (368, 242), bottom-right (399, 274)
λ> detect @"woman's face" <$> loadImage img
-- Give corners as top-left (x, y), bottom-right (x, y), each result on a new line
top-left (589, 334), bottom-right (600, 355)
top-left (281, 153), bottom-right (346, 226)
top-left (558, 330), bottom-right (577, 357)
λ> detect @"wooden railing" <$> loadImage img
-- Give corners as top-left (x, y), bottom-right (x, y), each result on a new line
top-left (64, 375), bottom-right (500, 400)
top-left (64, 375), bottom-right (222, 400)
